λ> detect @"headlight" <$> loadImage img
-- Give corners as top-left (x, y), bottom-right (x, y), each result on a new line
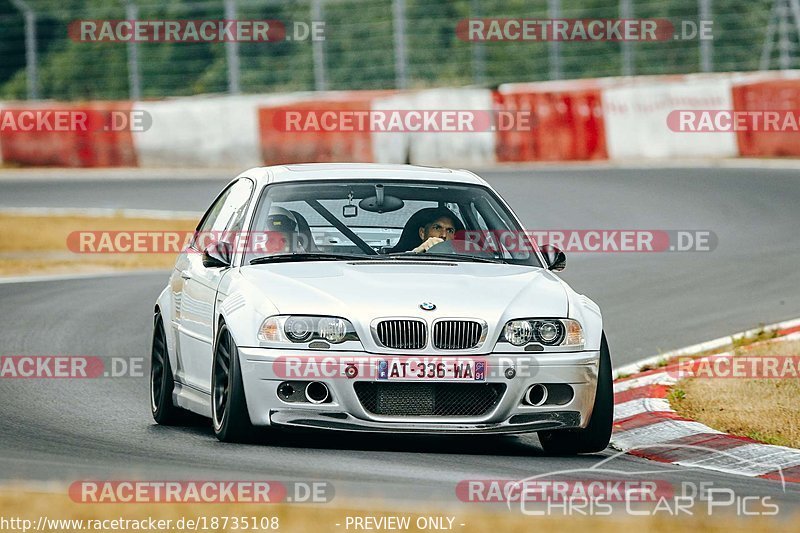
top-left (533, 320), bottom-right (565, 345)
top-left (258, 315), bottom-right (359, 344)
top-left (500, 318), bottom-right (583, 348)
top-left (285, 316), bottom-right (315, 342)
top-left (318, 317), bottom-right (348, 343)
top-left (503, 320), bottom-right (533, 346)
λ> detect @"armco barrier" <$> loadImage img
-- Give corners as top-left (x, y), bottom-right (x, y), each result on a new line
top-left (602, 76), bottom-right (738, 159)
top-left (494, 80), bottom-right (607, 162)
top-left (258, 92), bottom-right (393, 165)
top-left (370, 88), bottom-right (496, 167)
top-left (732, 79), bottom-right (800, 157)
top-left (0, 101), bottom-right (137, 167)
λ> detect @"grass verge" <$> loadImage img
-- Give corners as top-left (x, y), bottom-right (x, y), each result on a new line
top-left (669, 340), bottom-right (800, 449)
top-left (0, 213), bottom-right (196, 277)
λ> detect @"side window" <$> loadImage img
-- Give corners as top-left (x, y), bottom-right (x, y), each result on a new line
top-left (193, 187), bottom-right (234, 249)
top-left (220, 179), bottom-right (254, 234)
top-left (193, 179), bottom-right (254, 249)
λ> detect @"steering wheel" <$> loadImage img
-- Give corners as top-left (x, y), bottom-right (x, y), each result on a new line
top-left (425, 239), bottom-right (456, 254)
top-left (425, 239), bottom-right (496, 258)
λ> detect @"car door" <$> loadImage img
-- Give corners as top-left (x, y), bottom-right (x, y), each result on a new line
top-left (169, 185), bottom-right (233, 387)
top-left (177, 178), bottom-right (254, 394)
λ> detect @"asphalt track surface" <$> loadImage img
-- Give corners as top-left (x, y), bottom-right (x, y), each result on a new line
top-left (1, 167), bottom-right (799, 509)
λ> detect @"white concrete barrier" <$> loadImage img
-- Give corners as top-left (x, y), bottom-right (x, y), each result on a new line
top-left (133, 94), bottom-right (315, 168)
top-left (602, 76), bottom-right (738, 159)
top-left (8, 70), bottom-right (800, 168)
top-left (370, 88), bottom-right (496, 167)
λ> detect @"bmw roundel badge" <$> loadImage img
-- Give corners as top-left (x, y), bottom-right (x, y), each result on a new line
top-left (419, 302), bottom-right (436, 311)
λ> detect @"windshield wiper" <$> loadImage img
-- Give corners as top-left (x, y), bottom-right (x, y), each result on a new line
top-left (249, 253), bottom-right (374, 265)
top-left (387, 252), bottom-right (506, 264)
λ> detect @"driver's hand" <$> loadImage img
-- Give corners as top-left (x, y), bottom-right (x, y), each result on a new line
top-left (412, 237), bottom-right (444, 253)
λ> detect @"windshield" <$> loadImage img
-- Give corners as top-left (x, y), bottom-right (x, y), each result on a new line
top-left (243, 179), bottom-right (543, 268)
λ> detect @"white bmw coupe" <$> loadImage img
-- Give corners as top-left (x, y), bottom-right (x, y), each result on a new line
top-left (150, 163), bottom-right (612, 453)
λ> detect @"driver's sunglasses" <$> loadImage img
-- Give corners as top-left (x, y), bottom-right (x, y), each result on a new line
top-left (430, 223), bottom-right (456, 234)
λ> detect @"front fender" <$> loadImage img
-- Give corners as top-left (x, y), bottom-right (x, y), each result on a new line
top-left (565, 287), bottom-right (604, 352)
top-left (155, 284), bottom-right (179, 372)
top-left (214, 271), bottom-right (280, 349)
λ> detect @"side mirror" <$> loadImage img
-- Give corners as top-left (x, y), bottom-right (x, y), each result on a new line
top-left (540, 244), bottom-right (566, 272)
top-left (202, 241), bottom-right (232, 268)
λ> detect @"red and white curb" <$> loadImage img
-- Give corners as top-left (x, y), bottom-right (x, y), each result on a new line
top-left (611, 319), bottom-right (800, 484)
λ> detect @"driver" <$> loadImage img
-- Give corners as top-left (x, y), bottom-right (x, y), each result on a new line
top-left (412, 208), bottom-right (458, 253)
top-left (260, 206), bottom-right (299, 253)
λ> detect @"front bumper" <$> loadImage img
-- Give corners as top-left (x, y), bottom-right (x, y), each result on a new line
top-left (238, 347), bottom-right (600, 435)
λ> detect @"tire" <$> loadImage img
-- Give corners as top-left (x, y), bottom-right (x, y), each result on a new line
top-left (211, 323), bottom-right (255, 442)
top-left (538, 332), bottom-right (613, 455)
top-left (150, 314), bottom-right (190, 424)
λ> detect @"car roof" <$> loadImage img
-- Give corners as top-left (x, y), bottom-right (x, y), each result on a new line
top-left (237, 163), bottom-right (488, 187)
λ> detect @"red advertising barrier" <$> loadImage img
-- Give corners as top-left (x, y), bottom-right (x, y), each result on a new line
top-left (258, 93), bottom-right (393, 165)
top-left (493, 84), bottom-right (608, 162)
top-left (0, 101), bottom-right (138, 167)
top-left (732, 79), bottom-right (800, 157)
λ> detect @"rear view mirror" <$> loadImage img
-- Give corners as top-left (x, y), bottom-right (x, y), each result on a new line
top-left (359, 184), bottom-right (404, 213)
top-left (540, 244), bottom-right (566, 272)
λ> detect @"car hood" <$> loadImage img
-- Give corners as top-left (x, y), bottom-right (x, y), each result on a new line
top-left (239, 260), bottom-right (568, 325)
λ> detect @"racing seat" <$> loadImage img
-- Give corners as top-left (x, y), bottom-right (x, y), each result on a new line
top-left (290, 210), bottom-right (319, 252)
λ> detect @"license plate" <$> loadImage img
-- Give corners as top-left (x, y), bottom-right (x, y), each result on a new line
top-left (376, 358), bottom-right (486, 381)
